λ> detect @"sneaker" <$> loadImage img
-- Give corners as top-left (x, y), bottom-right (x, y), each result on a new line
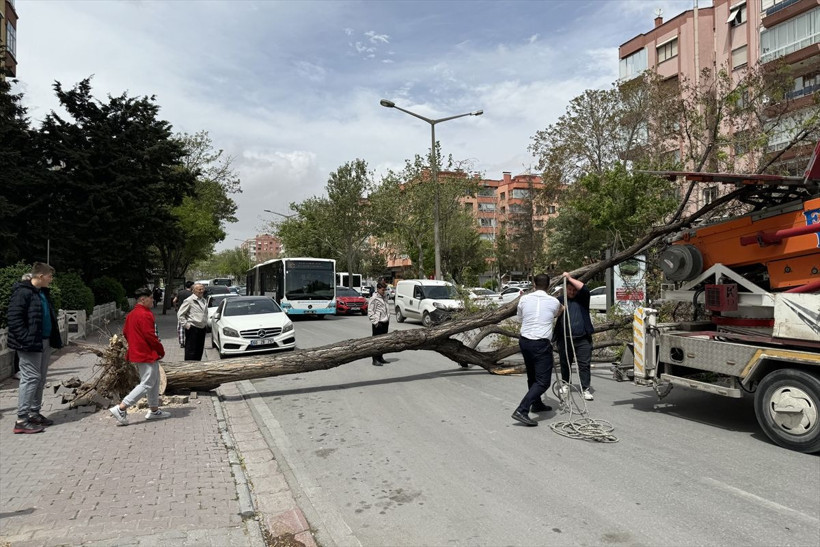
top-left (583, 389), bottom-right (594, 401)
top-left (28, 413), bottom-right (54, 426)
top-left (109, 405), bottom-right (129, 426)
top-left (145, 409), bottom-right (171, 420)
top-left (13, 420), bottom-right (44, 434)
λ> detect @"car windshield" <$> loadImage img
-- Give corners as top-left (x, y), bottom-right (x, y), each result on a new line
top-left (425, 285), bottom-right (458, 299)
top-left (590, 287), bottom-right (606, 295)
top-left (208, 295), bottom-right (233, 308)
top-left (336, 287), bottom-right (360, 297)
top-left (223, 298), bottom-right (282, 316)
top-left (472, 288), bottom-right (496, 296)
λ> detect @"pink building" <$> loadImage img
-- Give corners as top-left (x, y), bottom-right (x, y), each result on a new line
top-left (619, 0), bottom-right (819, 172)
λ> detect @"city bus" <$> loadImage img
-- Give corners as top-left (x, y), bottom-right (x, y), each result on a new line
top-left (335, 272), bottom-right (363, 294)
top-left (246, 258), bottom-right (336, 316)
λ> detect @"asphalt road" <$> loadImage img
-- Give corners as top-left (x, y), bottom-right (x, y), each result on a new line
top-left (244, 313), bottom-right (820, 547)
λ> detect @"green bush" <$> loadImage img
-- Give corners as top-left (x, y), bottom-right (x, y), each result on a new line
top-left (0, 262), bottom-right (32, 329)
top-left (90, 276), bottom-right (126, 307)
top-left (55, 272), bottom-right (95, 316)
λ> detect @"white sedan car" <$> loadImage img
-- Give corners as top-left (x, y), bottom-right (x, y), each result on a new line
top-left (207, 293), bottom-right (239, 331)
top-left (466, 287), bottom-right (503, 307)
top-left (500, 287), bottom-right (526, 303)
top-left (211, 296), bottom-right (295, 358)
top-left (589, 286), bottom-right (607, 311)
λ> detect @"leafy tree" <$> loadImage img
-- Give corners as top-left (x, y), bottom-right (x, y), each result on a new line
top-left (55, 272), bottom-right (94, 315)
top-left (89, 276), bottom-right (127, 308)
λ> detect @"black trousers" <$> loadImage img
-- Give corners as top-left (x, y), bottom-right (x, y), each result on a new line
top-left (371, 321), bottom-right (389, 360)
top-left (184, 326), bottom-right (206, 361)
top-left (516, 337), bottom-right (554, 414)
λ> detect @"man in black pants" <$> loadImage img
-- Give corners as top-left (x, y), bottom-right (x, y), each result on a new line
top-left (554, 272), bottom-right (595, 400)
top-left (176, 283), bottom-right (207, 361)
top-left (367, 282), bottom-right (390, 366)
top-left (511, 273), bottom-right (563, 427)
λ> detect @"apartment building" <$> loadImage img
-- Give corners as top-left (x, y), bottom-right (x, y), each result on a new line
top-left (242, 234), bottom-right (282, 263)
top-left (619, 0), bottom-right (818, 173)
top-left (1, 0), bottom-right (18, 79)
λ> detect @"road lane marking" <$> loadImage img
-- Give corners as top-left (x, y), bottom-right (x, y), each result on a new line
top-left (702, 477), bottom-right (820, 525)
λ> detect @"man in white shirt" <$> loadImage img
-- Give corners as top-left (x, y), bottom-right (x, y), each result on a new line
top-left (512, 273), bottom-right (563, 427)
top-left (177, 283), bottom-right (208, 361)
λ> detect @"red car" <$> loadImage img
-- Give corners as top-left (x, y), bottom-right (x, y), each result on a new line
top-left (335, 286), bottom-right (368, 315)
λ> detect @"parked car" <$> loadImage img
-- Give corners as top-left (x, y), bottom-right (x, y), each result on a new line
top-left (335, 286), bottom-right (368, 315)
top-left (589, 286), bottom-right (607, 311)
top-left (500, 287), bottom-right (526, 303)
top-left (394, 279), bottom-right (463, 327)
top-left (206, 293), bottom-right (239, 331)
top-left (465, 287), bottom-right (503, 307)
top-left (211, 296), bottom-right (295, 358)
top-left (204, 285), bottom-right (231, 297)
top-left (229, 286), bottom-right (247, 295)
top-left (503, 281), bottom-right (532, 290)
top-left (361, 285), bottom-right (375, 298)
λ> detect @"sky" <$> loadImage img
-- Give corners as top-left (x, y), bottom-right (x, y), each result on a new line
top-left (13, 0), bottom-right (710, 251)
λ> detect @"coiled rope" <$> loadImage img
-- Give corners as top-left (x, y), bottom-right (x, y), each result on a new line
top-left (548, 276), bottom-right (618, 443)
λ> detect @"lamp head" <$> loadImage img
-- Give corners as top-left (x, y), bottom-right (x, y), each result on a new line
top-left (380, 99), bottom-right (396, 108)
top-left (472, 110), bottom-right (484, 116)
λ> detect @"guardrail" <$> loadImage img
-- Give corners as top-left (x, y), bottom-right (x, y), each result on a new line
top-left (0, 301), bottom-right (124, 381)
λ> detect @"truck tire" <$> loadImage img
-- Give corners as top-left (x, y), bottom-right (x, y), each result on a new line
top-left (395, 307), bottom-right (405, 323)
top-left (422, 311), bottom-right (433, 328)
top-left (754, 369), bottom-right (820, 454)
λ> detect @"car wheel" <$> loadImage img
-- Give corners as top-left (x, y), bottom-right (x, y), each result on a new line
top-left (754, 368), bottom-right (820, 453)
top-left (422, 311), bottom-right (433, 328)
top-left (395, 307), bottom-right (405, 323)
top-left (361, 310), bottom-right (367, 316)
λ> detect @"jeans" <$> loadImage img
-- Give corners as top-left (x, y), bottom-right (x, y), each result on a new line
top-left (17, 341), bottom-right (51, 418)
top-left (516, 337), bottom-right (553, 414)
top-left (371, 321), bottom-right (389, 360)
top-left (184, 326), bottom-right (206, 361)
top-left (557, 335), bottom-right (593, 390)
top-left (122, 361), bottom-right (160, 408)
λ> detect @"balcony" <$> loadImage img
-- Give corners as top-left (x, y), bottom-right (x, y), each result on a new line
top-left (786, 82), bottom-right (820, 99)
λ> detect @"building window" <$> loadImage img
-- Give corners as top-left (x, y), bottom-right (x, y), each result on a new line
top-left (703, 186), bottom-right (719, 205)
top-left (511, 189), bottom-right (530, 199)
top-left (788, 71), bottom-right (820, 100)
top-left (509, 204), bottom-right (526, 214)
top-left (479, 233), bottom-right (495, 241)
top-left (732, 45), bottom-right (748, 70)
top-left (547, 205), bottom-right (557, 214)
top-left (727, 1), bottom-right (747, 27)
top-left (760, 7), bottom-right (820, 63)
top-left (6, 21), bottom-right (16, 58)
top-left (656, 38), bottom-right (678, 63)
top-left (478, 186), bottom-right (495, 197)
top-left (479, 218), bottom-right (497, 227)
top-left (619, 48), bottom-right (647, 81)
top-left (478, 202), bottom-right (496, 212)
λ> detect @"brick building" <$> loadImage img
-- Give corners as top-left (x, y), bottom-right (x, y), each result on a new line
top-left (1, 0), bottom-right (18, 79)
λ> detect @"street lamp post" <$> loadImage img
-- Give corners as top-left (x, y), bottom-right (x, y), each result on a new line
top-left (379, 99), bottom-right (483, 280)
top-left (263, 209), bottom-right (295, 220)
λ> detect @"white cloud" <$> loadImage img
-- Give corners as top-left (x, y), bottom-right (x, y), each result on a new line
top-left (365, 31), bottom-right (390, 44)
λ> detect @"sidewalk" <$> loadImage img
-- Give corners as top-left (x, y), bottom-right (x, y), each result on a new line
top-left (0, 306), bottom-right (316, 547)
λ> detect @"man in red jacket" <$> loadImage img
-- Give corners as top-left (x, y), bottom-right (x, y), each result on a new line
top-left (109, 288), bottom-right (170, 426)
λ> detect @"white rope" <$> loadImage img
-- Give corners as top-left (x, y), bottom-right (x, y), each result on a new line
top-left (549, 276), bottom-right (618, 443)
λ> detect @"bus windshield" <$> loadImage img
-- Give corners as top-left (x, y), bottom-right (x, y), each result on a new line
top-left (285, 262), bottom-right (335, 301)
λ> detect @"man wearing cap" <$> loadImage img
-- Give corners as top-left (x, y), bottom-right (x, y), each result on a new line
top-left (109, 288), bottom-right (170, 425)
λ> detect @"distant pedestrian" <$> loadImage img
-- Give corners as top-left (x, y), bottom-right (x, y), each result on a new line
top-left (8, 263), bottom-right (64, 434)
top-left (152, 286), bottom-right (163, 309)
top-left (109, 288), bottom-right (170, 426)
top-left (511, 273), bottom-right (563, 427)
top-left (177, 283), bottom-right (208, 361)
top-left (367, 282), bottom-right (390, 366)
top-left (554, 272), bottom-right (595, 401)
top-left (173, 281), bottom-right (194, 347)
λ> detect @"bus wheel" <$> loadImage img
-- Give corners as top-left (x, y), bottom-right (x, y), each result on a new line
top-left (754, 368), bottom-right (820, 453)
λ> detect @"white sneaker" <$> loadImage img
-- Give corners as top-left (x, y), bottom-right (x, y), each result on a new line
top-left (109, 406), bottom-right (129, 426)
top-left (583, 389), bottom-right (594, 401)
top-left (145, 409), bottom-right (171, 420)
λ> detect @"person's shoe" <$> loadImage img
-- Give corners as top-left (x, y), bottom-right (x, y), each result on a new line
top-left (372, 358), bottom-right (383, 366)
top-left (583, 389), bottom-right (594, 401)
top-left (145, 409), bottom-right (171, 420)
top-left (13, 420), bottom-right (44, 434)
top-left (109, 405), bottom-right (129, 426)
top-left (530, 403), bottom-right (553, 412)
top-left (511, 410), bottom-right (538, 426)
top-left (28, 413), bottom-right (54, 426)
top-left (378, 357), bottom-right (388, 364)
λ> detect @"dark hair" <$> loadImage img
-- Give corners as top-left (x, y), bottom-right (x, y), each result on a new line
top-left (185, 281), bottom-right (194, 288)
top-left (134, 287), bottom-right (152, 299)
top-left (376, 282), bottom-right (387, 290)
top-left (533, 273), bottom-right (550, 290)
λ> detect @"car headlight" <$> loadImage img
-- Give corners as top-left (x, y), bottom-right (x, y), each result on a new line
top-left (433, 302), bottom-right (445, 310)
top-left (282, 322), bottom-right (293, 333)
top-left (223, 327), bottom-right (239, 337)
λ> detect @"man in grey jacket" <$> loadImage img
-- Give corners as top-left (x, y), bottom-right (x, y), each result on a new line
top-left (177, 283), bottom-right (208, 361)
top-left (367, 282), bottom-right (390, 366)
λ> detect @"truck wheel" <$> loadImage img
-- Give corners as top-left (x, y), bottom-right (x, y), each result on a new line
top-left (395, 307), bottom-right (405, 323)
top-left (422, 312), bottom-right (433, 328)
top-left (754, 369), bottom-right (820, 454)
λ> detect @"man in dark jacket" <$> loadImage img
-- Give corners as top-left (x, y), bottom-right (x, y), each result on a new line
top-left (8, 262), bottom-right (63, 434)
top-left (554, 272), bottom-right (595, 401)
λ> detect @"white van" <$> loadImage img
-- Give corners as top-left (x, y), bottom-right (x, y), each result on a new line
top-left (394, 279), bottom-right (463, 327)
